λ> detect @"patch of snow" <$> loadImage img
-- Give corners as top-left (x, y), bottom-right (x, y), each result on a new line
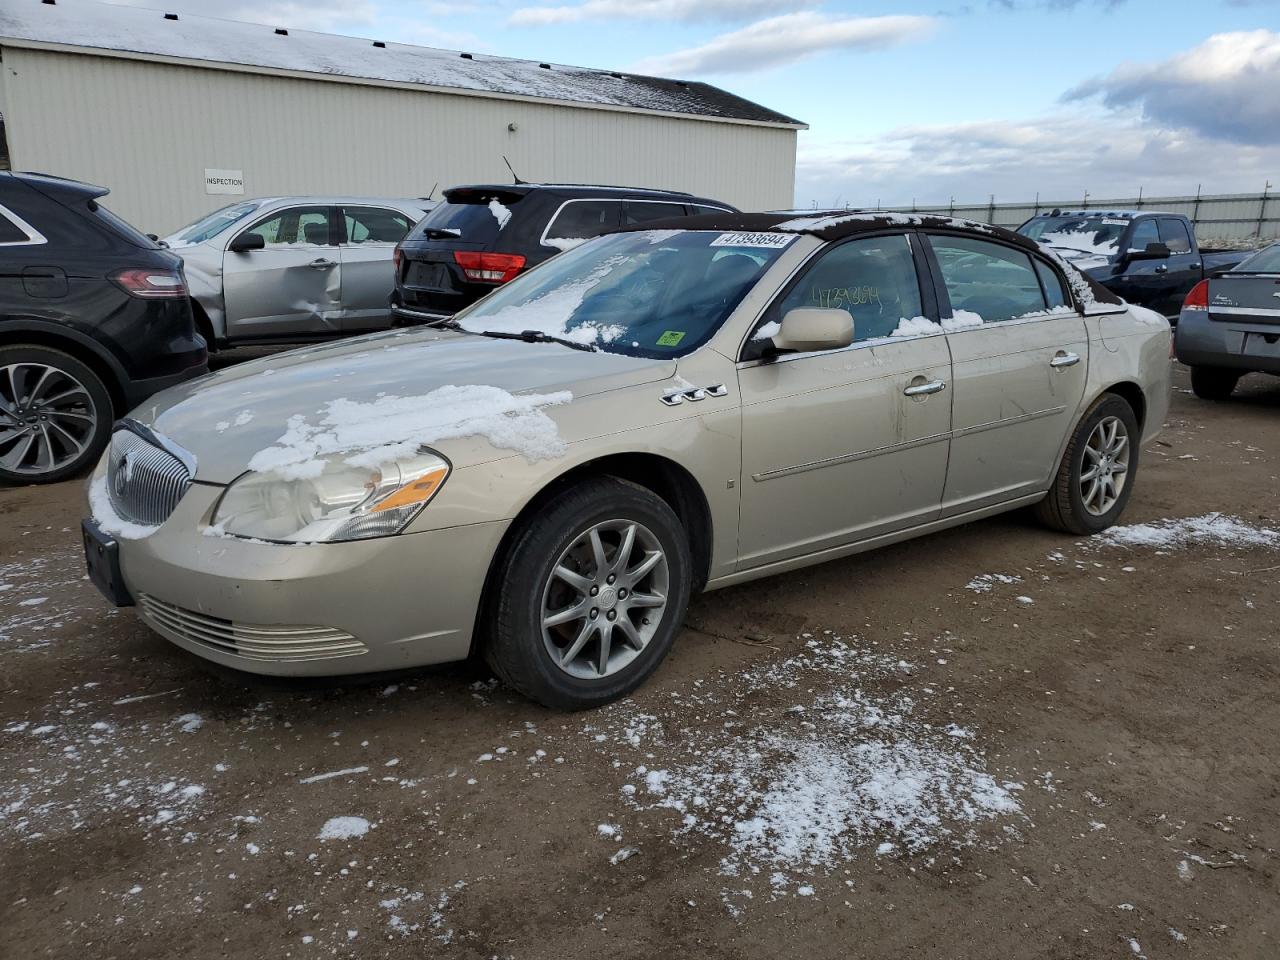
top-left (542, 236), bottom-right (589, 251)
top-left (247, 385), bottom-right (573, 480)
top-left (317, 816), bottom-right (371, 840)
top-left (173, 713), bottom-right (204, 733)
top-left (88, 477), bottom-right (160, 540)
top-left (300, 766), bottom-right (369, 784)
top-left (965, 573), bottom-right (1023, 593)
top-left (1095, 513), bottom-right (1279, 551)
top-left (488, 199), bottom-right (512, 230)
top-left (752, 320), bottom-right (781, 342)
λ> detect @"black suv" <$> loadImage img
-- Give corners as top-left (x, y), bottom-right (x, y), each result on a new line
top-left (0, 172), bottom-right (207, 484)
top-left (390, 183), bottom-right (736, 323)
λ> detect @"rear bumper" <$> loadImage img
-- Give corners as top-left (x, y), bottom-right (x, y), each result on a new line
top-left (94, 479), bottom-right (508, 676)
top-left (390, 303), bottom-right (452, 326)
top-left (123, 353), bottom-right (209, 407)
top-left (1175, 310), bottom-right (1280, 373)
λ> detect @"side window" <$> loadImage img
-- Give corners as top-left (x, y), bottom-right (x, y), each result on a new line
top-left (694, 205), bottom-right (729, 216)
top-left (343, 206), bottom-right (411, 244)
top-left (929, 235), bottom-right (1047, 323)
top-left (1034, 259), bottom-right (1069, 309)
top-left (244, 207), bottom-right (331, 246)
top-left (0, 209), bottom-right (31, 244)
top-left (1128, 219), bottom-right (1160, 252)
top-left (623, 201), bottom-right (686, 226)
top-left (544, 200), bottom-right (622, 245)
top-left (774, 234), bottom-right (924, 343)
top-left (1158, 218), bottom-right (1192, 254)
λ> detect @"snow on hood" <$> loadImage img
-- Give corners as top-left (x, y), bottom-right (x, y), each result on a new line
top-left (129, 328), bottom-right (674, 483)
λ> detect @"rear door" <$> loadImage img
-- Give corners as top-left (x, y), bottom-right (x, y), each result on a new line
top-left (736, 232), bottom-right (953, 569)
top-left (337, 205), bottom-right (414, 332)
top-left (922, 232), bottom-right (1089, 516)
top-left (223, 205), bottom-right (340, 338)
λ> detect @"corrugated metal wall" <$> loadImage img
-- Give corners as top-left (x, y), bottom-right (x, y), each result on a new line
top-left (0, 47), bottom-right (797, 233)
top-left (874, 191), bottom-right (1278, 246)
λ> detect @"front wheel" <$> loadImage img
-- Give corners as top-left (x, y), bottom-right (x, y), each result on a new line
top-left (482, 477), bottom-right (693, 710)
top-left (1190, 366), bottom-right (1240, 401)
top-left (1035, 394), bottom-right (1140, 535)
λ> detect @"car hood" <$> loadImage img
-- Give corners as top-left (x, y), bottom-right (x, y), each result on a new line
top-left (128, 327), bottom-right (676, 483)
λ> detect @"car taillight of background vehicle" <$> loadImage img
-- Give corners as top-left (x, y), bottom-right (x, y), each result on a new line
top-left (393, 244), bottom-right (403, 275)
top-left (111, 268), bottom-right (188, 299)
top-left (453, 251), bottom-right (526, 284)
top-left (1183, 279), bottom-right (1209, 311)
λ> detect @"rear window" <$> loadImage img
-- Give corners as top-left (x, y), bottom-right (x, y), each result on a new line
top-left (86, 200), bottom-right (157, 249)
top-left (1232, 244), bottom-right (1280, 274)
top-left (408, 191), bottom-right (525, 244)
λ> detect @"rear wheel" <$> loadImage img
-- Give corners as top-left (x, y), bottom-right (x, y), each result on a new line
top-left (1035, 394), bottom-right (1139, 535)
top-left (1190, 366), bottom-right (1240, 401)
top-left (482, 477), bottom-right (692, 710)
top-left (0, 345), bottom-right (112, 485)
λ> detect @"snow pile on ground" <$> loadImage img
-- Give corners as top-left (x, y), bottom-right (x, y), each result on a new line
top-left (588, 637), bottom-right (1023, 889)
top-left (1094, 513), bottom-right (1280, 551)
top-left (0, 549), bottom-right (88, 653)
top-left (317, 816), bottom-right (371, 840)
top-left (247, 384), bottom-right (572, 479)
top-left (965, 573), bottom-right (1023, 593)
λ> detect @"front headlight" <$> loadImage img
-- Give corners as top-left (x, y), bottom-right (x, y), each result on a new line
top-left (210, 450), bottom-right (450, 543)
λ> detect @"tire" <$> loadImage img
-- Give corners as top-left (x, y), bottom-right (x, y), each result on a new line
top-left (0, 344), bottom-right (113, 485)
top-left (1034, 394), bottom-right (1140, 536)
top-left (482, 476), bottom-right (693, 710)
top-left (1190, 366), bottom-right (1240, 401)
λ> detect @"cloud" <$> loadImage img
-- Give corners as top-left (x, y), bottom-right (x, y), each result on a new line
top-left (632, 12), bottom-right (936, 75)
top-left (794, 110), bottom-right (1280, 208)
top-left (1066, 29), bottom-right (1280, 145)
top-left (509, 0), bottom-right (817, 26)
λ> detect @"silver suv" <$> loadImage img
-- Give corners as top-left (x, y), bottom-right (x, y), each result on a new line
top-left (164, 196), bottom-right (433, 347)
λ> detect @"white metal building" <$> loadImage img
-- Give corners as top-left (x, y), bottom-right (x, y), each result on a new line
top-left (0, 0), bottom-right (803, 234)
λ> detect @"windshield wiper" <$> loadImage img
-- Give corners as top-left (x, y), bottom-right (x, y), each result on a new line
top-left (471, 328), bottom-right (596, 352)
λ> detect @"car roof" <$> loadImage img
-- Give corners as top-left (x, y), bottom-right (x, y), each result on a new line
top-left (616, 209), bottom-right (1043, 251)
top-left (442, 183), bottom-right (733, 207)
top-left (1028, 209), bottom-right (1179, 219)
top-left (250, 196), bottom-right (435, 208)
top-left (2, 170), bottom-right (110, 200)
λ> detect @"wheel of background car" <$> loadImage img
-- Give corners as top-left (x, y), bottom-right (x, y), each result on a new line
top-left (482, 476), bottom-right (693, 710)
top-left (1034, 394), bottom-right (1140, 535)
top-left (1190, 366), bottom-right (1240, 401)
top-left (0, 344), bottom-right (112, 485)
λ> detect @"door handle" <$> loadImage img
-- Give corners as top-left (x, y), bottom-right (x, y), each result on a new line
top-left (308, 258), bottom-right (337, 269)
top-left (1190, 262), bottom-right (1201, 269)
top-left (1050, 351), bottom-right (1081, 369)
top-left (1154, 265), bottom-right (1168, 274)
top-left (903, 379), bottom-right (946, 397)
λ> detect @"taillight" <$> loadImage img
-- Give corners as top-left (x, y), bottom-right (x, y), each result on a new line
top-left (111, 268), bottom-right (188, 299)
top-left (454, 251), bottom-right (526, 284)
top-left (1183, 279), bottom-right (1209, 311)
top-left (392, 244), bottom-right (403, 275)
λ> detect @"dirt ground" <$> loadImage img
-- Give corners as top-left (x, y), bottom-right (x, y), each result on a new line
top-left (1, 363), bottom-right (1277, 960)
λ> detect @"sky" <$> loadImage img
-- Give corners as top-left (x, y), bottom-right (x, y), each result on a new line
top-left (113, 0), bottom-right (1280, 208)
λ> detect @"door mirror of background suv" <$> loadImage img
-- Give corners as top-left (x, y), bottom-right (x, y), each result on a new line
top-left (772, 308), bottom-right (855, 353)
top-left (1125, 242), bottom-right (1171, 263)
top-left (228, 232), bottom-right (265, 254)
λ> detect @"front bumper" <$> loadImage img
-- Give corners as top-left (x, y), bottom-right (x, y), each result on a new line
top-left (1175, 310), bottom-right (1280, 374)
top-left (93, 481), bottom-right (508, 676)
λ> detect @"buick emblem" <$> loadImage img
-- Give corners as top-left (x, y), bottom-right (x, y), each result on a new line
top-left (1273, 291), bottom-right (1280, 300)
top-left (113, 457), bottom-right (130, 496)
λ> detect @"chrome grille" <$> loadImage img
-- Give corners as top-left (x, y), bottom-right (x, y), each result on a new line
top-left (107, 429), bottom-right (191, 525)
top-left (138, 595), bottom-right (367, 663)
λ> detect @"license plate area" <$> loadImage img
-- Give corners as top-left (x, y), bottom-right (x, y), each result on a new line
top-left (82, 519), bottom-right (134, 607)
top-left (1244, 331), bottom-right (1280, 359)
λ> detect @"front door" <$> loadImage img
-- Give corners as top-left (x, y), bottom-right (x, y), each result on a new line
top-left (1154, 216), bottom-right (1202, 317)
top-left (338, 205), bottom-right (414, 332)
top-left (923, 233), bottom-right (1089, 515)
top-left (737, 233), bottom-right (953, 570)
top-left (222, 205), bottom-right (341, 338)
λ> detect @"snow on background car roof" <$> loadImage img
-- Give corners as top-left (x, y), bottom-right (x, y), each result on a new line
top-left (0, 0), bottom-right (804, 127)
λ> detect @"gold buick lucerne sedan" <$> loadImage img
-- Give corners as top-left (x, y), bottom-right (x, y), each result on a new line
top-left (83, 213), bottom-right (1172, 709)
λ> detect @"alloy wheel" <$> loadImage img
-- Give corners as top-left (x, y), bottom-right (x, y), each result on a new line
top-left (540, 519), bottom-right (670, 680)
top-left (0, 362), bottom-right (99, 476)
top-left (1080, 415), bottom-right (1130, 516)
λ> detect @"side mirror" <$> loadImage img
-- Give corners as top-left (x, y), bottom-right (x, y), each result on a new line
top-left (771, 308), bottom-right (854, 353)
top-left (228, 232), bottom-right (265, 254)
top-left (1125, 241), bottom-right (1170, 263)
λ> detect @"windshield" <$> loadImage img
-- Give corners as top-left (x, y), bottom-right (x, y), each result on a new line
top-left (170, 201), bottom-right (264, 244)
top-left (1233, 243), bottom-right (1280, 274)
top-left (1019, 216), bottom-right (1128, 257)
top-left (453, 229), bottom-right (791, 357)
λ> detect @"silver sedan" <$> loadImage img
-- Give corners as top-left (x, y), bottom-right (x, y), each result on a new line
top-left (165, 196), bottom-right (433, 347)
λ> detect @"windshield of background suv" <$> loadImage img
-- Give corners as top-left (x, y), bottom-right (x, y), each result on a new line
top-left (453, 229), bottom-right (791, 357)
top-left (1233, 243), bottom-right (1280, 274)
top-left (1019, 215), bottom-right (1128, 257)
top-left (170, 200), bottom-right (263, 244)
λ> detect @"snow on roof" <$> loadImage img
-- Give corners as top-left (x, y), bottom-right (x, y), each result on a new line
top-left (0, 0), bottom-right (804, 128)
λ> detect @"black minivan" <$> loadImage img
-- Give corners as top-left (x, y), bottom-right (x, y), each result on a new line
top-left (391, 183), bottom-right (736, 323)
top-left (0, 172), bottom-right (207, 484)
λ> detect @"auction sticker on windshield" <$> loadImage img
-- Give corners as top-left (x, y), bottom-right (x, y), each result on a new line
top-left (710, 232), bottom-right (796, 249)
